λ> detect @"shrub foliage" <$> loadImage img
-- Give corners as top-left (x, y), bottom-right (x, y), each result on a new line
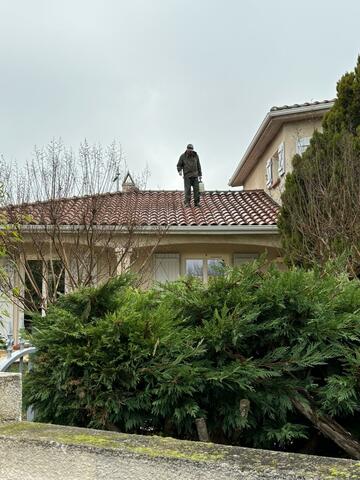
top-left (24, 264), bottom-right (360, 456)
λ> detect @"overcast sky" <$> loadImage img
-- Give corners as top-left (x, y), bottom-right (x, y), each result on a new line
top-left (0, 0), bottom-right (359, 191)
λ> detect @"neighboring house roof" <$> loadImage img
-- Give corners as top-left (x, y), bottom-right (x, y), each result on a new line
top-left (229, 99), bottom-right (335, 187)
top-left (5, 190), bottom-right (279, 228)
top-left (269, 99), bottom-right (335, 112)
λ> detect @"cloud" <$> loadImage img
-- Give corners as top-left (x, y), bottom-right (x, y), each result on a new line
top-left (0, 0), bottom-right (359, 190)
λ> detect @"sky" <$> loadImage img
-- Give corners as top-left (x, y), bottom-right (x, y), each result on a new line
top-left (0, 0), bottom-right (359, 191)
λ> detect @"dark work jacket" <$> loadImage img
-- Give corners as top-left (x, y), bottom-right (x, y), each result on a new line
top-left (177, 151), bottom-right (202, 178)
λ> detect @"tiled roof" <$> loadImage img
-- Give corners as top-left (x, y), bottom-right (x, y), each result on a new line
top-left (270, 99), bottom-right (335, 112)
top-left (5, 190), bottom-right (279, 227)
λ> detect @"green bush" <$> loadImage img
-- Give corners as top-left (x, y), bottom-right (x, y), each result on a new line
top-left (24, 263), bottom-right (360, 455)
top-left (278, 57), bottom-right (360, 270)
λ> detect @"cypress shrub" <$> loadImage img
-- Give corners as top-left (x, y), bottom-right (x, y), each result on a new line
top-left (24, 263), bottom-right (360, 455)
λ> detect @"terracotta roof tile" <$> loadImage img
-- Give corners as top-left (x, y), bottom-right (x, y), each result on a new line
top-left (5, 190), bottom-right (279, 227)
top-left (270, 99), bottom-right (335, 112)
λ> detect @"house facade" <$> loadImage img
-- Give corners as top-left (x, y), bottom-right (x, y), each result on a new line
top-left (1, 99), bottom-right (336, 342)
top-left (1, 187), bottom-right (280, 342)
top-left (229, 100), bottom-right (334, 203)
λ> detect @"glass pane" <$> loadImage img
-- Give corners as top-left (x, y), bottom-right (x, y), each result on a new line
top-left (296, 137), bottom-right (310, 155)
top-left (186, 259), bottom-right (204, 279)
top-left (208, 258), bottom-right (225, 277)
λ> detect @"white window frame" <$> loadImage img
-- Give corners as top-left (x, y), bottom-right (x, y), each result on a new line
top-left (278, 142), bottom-right (285, 176)
top-left (296, 137), bottom-right (310, 155)
top-left (182, 254), bottom-right (229, 283)
top-left (266, 158), bottom-right (273, 187)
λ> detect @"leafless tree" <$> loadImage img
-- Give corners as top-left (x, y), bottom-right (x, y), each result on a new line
top-left (0, 139), bottom-right (163, 331)
top-left (0, 138), bottom-right (142, 203)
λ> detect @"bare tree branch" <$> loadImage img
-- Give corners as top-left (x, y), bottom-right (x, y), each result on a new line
top-left (0, 139), bottom-right (161, 327)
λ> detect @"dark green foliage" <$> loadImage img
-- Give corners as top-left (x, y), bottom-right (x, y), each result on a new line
top-left (323, 56), bottom-right (360, 136)
top-left (279, 57), bottom-right (360, 270)
top-left (24, 274), bottom-right (207, 434)
top-left (24, 263), bottom-right (360, 455)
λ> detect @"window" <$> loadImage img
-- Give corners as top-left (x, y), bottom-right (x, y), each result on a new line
top-left (185, 257), bottom-right (225, 282)
top-left (266, 159), bottom-right (273, 187)
top-left (24, 260), bottom-right (44, 331)
top-left (296, 137), bottom-right (310, 155)
top-left (278, 142), bottom-right (285, 176)
top-left (266, 143), bottom-right (286, 188)
top-left (154, 254), bottom-right (180, 283)
top-left (186, 259), bottom-right (204, 280)
top-left (24, 259), bottom-right (65, 332)
top-left (207, 258), bottom-right (225, 278)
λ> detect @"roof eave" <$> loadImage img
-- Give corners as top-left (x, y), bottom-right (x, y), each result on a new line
top-left (158, 225), bottom-right (278, 234)
top-left (16, 224), bottom-right (279, 235)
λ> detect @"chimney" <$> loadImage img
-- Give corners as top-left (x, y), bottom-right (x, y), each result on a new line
top-left (122, 171), bottom-right (139, 193)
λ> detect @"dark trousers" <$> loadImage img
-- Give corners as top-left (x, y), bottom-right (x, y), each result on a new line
top-left (184, 176), bottom-right (200, 205)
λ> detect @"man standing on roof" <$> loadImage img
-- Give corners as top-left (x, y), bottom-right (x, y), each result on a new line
top-left (177, 144), bottom-right (202, 207)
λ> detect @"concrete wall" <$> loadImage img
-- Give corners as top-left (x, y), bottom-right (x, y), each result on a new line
top-left (243, 117), bottom-right (323, 204)
top-left (0, 373), bottom-right (22, 423)
top-left (0, 422), bottom-right (359, 480)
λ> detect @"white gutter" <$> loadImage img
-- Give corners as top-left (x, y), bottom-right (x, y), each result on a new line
top-left (15, 224), bottom-right (278, 235)
top-left (228, 101), bottom-right (335, 186)
top-left (157, 225), bottom-right (277, 235)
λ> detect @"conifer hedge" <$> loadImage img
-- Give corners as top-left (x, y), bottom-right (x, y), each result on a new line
top-left (24, 263), bottom-right (360, 457)
top-left (278, 57), bottom-right (360, 272)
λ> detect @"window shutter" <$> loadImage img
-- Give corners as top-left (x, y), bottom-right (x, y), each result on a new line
top-left (296, 137), bottom-right (310, 155)
top-left (154, 254), bottom-right (180, 283)
top-left (278, 142), bottom-right (285, 176)
top-left (266, 159), bottom-right (273, 187)
top-left (233, 254), bottom-right (258, 266)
